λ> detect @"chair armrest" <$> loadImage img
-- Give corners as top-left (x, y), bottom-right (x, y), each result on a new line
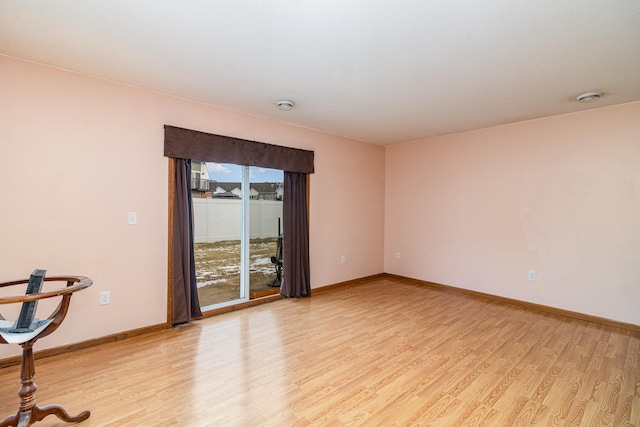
top-left (0, 276), bottom-right (92, 305)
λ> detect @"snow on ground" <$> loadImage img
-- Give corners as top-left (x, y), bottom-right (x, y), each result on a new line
top-left (194, 238), bottom-right (278, 285)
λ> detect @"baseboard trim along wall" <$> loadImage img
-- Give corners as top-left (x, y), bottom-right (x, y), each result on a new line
top-left (0, 292), bottom-right (285, 369)
top-left (0, 323), bottom-right (169, 369)
top-left (3, 272), bottom-right (635, 368)
top-left (384, 273), bottom-right (640, 334)
top-left (312, 273), bottom-right (387, 295)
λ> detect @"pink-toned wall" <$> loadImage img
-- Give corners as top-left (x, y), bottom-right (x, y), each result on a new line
top-left (0, 56), bottom-right (385, 359)
top-left (2, 53), bottom-right (637, 362)
top-left (385, 102), bottom-right (640, 325)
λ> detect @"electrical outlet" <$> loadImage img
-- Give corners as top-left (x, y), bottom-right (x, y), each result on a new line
top-left (528, 270), bottom-right (537, 281)
top-left (100, 291), bottom-right (111, 305)
top-left (396, 252), bottom-right (401, 259)
top-left (341, 255), bottom-right (346, 264)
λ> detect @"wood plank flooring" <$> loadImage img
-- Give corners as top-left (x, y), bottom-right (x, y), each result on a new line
top-left (1, 276), bottom-right (638, 426)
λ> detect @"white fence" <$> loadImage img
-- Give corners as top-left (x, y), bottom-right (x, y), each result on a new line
top-left (193, 198), bottom-right (283, 243)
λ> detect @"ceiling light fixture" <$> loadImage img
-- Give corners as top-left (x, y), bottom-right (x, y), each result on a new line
top-left (576, 92), bottom-right (602, 103)
top-left (276, 100), bottom-right (294, 111)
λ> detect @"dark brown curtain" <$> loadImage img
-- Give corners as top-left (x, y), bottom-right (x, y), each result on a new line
top-left (171, 158), bottom-right (202, 324)
top-left (280, 172), bottom-right (311, 297)
top-left (165, 125), bottom-right (314, 173)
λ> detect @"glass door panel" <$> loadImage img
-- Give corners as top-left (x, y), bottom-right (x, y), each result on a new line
top-left (193, 162), bottom-right (283, 310)
top-left (193, 162), bottom-right (245, 309)
top-left (248, 166), bottom-right (284, 297)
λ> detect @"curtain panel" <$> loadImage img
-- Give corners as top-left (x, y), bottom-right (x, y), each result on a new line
top-left (171, 158), bottom-right (202, 324)
top-left (280, 172), bottom-right (311, 297)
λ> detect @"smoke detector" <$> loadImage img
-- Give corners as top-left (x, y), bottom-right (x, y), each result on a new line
top-left (576, 92), bottom-right (602, 103)
top-left (276, 100), bottom-right (294, 111)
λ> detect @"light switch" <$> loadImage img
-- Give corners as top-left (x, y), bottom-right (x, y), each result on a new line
top-left (127, 212), bottom-right (138, 225)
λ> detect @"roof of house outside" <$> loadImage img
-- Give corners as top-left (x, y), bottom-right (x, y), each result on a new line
top-left (214, 182), bottom-right (282, 193)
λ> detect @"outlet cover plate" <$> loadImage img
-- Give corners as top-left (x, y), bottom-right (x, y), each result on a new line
top-left (100, 291), bottom-right (111, 305)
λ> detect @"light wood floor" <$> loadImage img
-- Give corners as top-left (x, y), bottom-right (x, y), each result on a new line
top-left (1, 276), bottom-right (638, 426)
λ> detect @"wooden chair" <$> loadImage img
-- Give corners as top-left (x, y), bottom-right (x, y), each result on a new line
top-left (0, 276), bottom-right (92, 427)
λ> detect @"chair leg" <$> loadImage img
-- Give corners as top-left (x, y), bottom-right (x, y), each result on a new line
top-left (0, 343), bottom-right (90, 426)
top-left (0, 412), bottom-right (19, 427)
top-left (33, 405), bottom-right (90, 424)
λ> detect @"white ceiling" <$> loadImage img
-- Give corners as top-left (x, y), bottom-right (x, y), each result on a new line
top-left (1, 1), bottom-right (639, 145)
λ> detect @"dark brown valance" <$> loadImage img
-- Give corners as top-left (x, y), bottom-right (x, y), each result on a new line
top-left (164, 125), bottom-right (314, 174)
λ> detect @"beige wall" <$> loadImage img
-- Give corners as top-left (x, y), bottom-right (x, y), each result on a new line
top-left (385, 102), bottom-right (640, 325)
top-left (0, 56), bottom-right (385, 359)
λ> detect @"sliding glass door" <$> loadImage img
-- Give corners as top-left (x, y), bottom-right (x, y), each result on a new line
top-left (192, 162), bottom-right (283, 310)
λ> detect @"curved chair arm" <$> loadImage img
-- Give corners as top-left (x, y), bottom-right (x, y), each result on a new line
top-left (0, 276), bottom-right (92, 345)
top-left (0, 276), bottom-right (92, 304)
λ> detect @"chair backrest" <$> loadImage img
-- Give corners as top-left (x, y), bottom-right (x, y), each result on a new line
top-left (10, 269), bottom-right (47, 333)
